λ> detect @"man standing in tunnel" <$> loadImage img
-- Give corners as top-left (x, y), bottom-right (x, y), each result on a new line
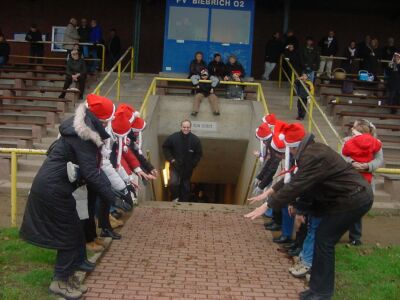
top-left (162, 120), bottom-right (202, 202)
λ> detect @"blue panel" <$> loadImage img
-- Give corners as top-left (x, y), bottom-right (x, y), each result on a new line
top-left (163, 0), bottom-right (255, 75)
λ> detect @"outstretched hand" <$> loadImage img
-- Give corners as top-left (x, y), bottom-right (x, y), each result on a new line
top-left (247, 193), bottom-right (266, 205)
top-left (244, 203), bottom-right (269, 220)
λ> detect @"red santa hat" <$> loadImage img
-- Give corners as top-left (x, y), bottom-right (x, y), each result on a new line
top-left (231, 70), bottom-right (242, 76)
top-left (86, 94), bottom-right (115, 121)
top-left (270, 121), bottom-right (287, 153)
top-left (117, 103), bottom-right (140, 123)
top-left (111, 110), bottom-right (132, 137)
top-left (262, 113), bottom-right (277, 128)
top-left (278, 123), bottom-right (306, 183)
top-left (131, 117), bottom-right (146, 132)
top-left (255, 123), bottom-right (272, 141)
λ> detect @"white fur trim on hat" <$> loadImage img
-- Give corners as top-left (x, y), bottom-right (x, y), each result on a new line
top-left (271, 139), bottom-right (285, 153)
top-left (129, 111), bottom-right (140, 123)
top-left (255, 128), bottom-right (272, 141)
top-left (103, 104), bottom-right (116, 122)
top-left (279, 133), bottom-right (301, 148)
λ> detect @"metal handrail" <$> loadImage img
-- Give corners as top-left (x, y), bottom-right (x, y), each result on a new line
top-left (6, 39), bottom-right (106, 71)
top-left (0, 148), bottom-right (47, 227)
top-left (139, 77), bottom-right (270, 119)
top-left (92, 47), bottom-right (134, 100)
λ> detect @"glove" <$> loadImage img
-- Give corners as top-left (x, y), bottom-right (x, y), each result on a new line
top-left (121, 189), bottom-right (134, 207)
top-left (253, 178), bottom-right (261, 189)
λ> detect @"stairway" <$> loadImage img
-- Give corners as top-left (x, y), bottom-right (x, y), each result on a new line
top-left (259, 80), bottom-right (399, 213)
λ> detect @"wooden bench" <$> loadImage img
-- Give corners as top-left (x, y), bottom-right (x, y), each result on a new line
top-left (0, 75), bottom-right (65, 82)
top-left (0, 135), bottom-right (35, 148)
top-left (0, 112), bottom-right (54, 126)
top-left (337, 111), bottom-right (400, 127)
top-left (0, 95), bottom-right (71, 112)
top-left (13, 62), bottom-right (66, 70)
top-left (0, 125), bottom-right (42, 140)
top-left (321, 92), bottom-right (387, 106)
top-left (0, 105), bottom-right (63, 124)
top-left (0, 120), bottom-right (51, 135)
top-left (344, 123), bottom-right (400, 131)
top-left (329, 100), bottom-right (399, 110)
top-left (316, 83), bottom-right (386, 92)
top-left (0, 68), bottom-right (65, 75)
top-left (0, 86), bottom-right (79, 104)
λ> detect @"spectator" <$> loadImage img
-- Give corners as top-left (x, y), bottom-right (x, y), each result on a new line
top-left (107, 28), bottom-right (121, 69)
top-left (89, 19), bottom-right (103, 73)
top-left (358, 35), bottom-right (371, 69)
top-left (66, 43), bottom-right (83, 60)
top-left (362, 37), bottom-right (382, 80)
top-left (263, 31), bottom-right (283, 80)
top-left (162, 120), bottom-right (202, 202)
top-left (63, 18), bottom-right (80, 57)
top-left (387, 52), bottom-right (400, 113)
top-left (283, 30), bottom-right (299, 49)
top-left (318, 30), bottom-right (338, 78)
top-left (224, 55), bottom-right (245, 79)
top-left (342, 119), bottom-right (383, 245)
top-left (246, 123), bottom-right (373, 300)
top-left (0, 34), bottom-right (10, 68)
top-left (189, 51), bottom-right (207, 77)
top-left (20, 95), bottom-right (117, 300)
top-left (341, 41), bottom-right (358, 74)
top-left (25, 24), bottom-right (44, 64)
top-left (295, 73), bottom-right (314, 120)
top-left (191, 68), bottom-right (220, 116)
top-left (59, 49), bottom-right (87, 100)
top-left (283, 43), bottom-right (301, 77)
top-left (382, 37), bottom-right (398, 61)
top-left (78, 18), bottom-right (90, 57)
top-left (207, 53), bottom-right (225, 79)
top-left (300, 36), bottom-right (320, 82)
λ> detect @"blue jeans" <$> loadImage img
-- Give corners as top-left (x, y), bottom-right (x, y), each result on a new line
top-left (264, 208), bottom-right (273, 218)
top-left (81, 46), bottom-right (89, 58)
top-left (281, 206), bottom-right (294, 238)
top-left (300, 216), bottom-right (322, 267)
top-left (306, 70), bottom-right (315, 83)
top-left (89, 48), bottom-right (99, 72)
top-left (0, 56), bottom-right (6, 67)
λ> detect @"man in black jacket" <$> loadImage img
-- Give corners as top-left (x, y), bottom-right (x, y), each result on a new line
top-left (25, 24), bottom-right (44, 64)
top-left (107, 28), bottom-right (121, 69)
top-left (318, 30), bottom-right (338, 78)
top-left (20, 95), bottom-right (117, 299)
top-left (246, 123), bottom-right (373, 300)
top-left (263, 32), bottom-right (283, 80)
top-left (162, 120), bottom-right (202, 202)
top-left (208, 53), bottom-right (225, 79)
top-left (78, 18), bottom-right (90, 58)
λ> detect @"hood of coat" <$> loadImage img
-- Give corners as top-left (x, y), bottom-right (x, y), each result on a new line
top-left (351, 134), bottom-right (381, 151)
top-left (59, 103), bottom-right (110, 147)
top-left (294, 133), bottom-right (315, 161)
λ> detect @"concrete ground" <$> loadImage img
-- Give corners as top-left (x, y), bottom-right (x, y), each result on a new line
top-left (83, 202), bottom-right (305, 300)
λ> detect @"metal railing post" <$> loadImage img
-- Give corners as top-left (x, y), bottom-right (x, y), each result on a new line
top-left (11, 151), bottom-right (17, 227)
top-left (289, 71), bottom-right (295, 110)
top-left (130, 48), bottom-right (135, 80)
top-left (116, 63), bottom-right (122, 101)
top-left (308, 96), bottom-right (314, 132)
top-left (101, 45), bottom-right (106, 72)
top-left (257, 85), bottom-right (261, 102)
top-left (278, 55), bottom-right (283, 88)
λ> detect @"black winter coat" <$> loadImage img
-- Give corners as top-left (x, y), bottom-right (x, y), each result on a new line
top-left (341, 47), bottom-right (358, 74)
top-left (20, 103), bottom-right (115, 250)
top-left (208, 61), bottom-right (226, 78)
top-left (78, 26), bottom-right (90, 43)
top-left (25, 30), bottom-right (44, 51)
top-left (268, 135), bottom-right (372, 215)
top-left (265, 37), bottom-right (284, 63)
top-left (225, 61), bottom-right (245, 78)
top-left (318, 36), bottom-right (338, 56)
top-left (127, 131), bottom-right (155, 174)
top-left (162, 131), bottom-right (202, 179)
top-left (0, 42), bottom-right (10, 62)
top-left (189, 59), bottom-right (207, 77)
top-left (300, 46), bottom-right (320, 71)
top-left (283, 49), bottom-right (302, 74)
top-left (284, 35), bottom-right (299, 49)
top-left (256, 144), bottom-right (282, 189)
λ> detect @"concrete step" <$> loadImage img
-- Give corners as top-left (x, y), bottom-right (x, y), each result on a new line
top-left (17, 170), bottom-right (38, 182)
top-left (18, 158), bottom-right (45, 172)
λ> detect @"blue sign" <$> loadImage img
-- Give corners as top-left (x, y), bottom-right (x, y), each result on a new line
top-left (163, 0), bottom-right (255, 75)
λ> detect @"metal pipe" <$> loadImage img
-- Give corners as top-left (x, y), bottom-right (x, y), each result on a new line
top-left (11, 152), bottom-right (17, 227)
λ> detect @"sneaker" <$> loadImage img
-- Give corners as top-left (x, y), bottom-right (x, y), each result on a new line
top-left (349, 240), bottom-right (362, 246)
top-left (290, 262), bottom-right (310, 278)
top-left (86, 241), bottom-right (104, 253)
top-left (69, 275), bottom-right (88, 294)
top-left (172, 198), bottom-right (179, 203)
top-left (49, 279), bottom-right (82, 299)
top-left (289, 262), bottom-right (303, 273)
top-left (305, 273), bottom-right (311, 283)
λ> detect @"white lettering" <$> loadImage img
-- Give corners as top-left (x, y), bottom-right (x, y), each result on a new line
top-left (192, 0), bottom-right (231, 7)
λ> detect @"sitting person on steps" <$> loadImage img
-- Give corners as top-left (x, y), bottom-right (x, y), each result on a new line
top-left (191, 68), bottom-right (220, 116)
top-left (59, 49), bottom-right (87, 100)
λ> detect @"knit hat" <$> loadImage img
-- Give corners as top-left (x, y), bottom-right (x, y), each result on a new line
top-left (262, 113), bottom-right (277, 128)
top-left (279, 123), bottom-right (306, 183)
top-left (231, 70), bottom-right (242, 76)
top-left (200, 68), bottom-right (209, 76)
top-left (255, 123), bottom-right (272, 141)
top-left (131, 117), bottom-right (146, 132)
top-left (86, 94), bottom-right (115, 121)
top-left (117, 103), bottom-right (140, 123)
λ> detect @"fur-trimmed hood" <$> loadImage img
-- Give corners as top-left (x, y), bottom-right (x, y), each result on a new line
top-left (59, 103), bottom-right (109, 147)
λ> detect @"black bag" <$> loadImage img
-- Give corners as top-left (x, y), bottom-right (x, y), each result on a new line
top-left (341, 80), bottom-right (354, 94)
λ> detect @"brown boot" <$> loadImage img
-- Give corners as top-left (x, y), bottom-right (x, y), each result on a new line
top-left (49, 279), bottom-right (82, 299)
top-left (109, 214), bottom-right (124, 229)
top-left (86, 241), bottom-right (104, 253)
top-left (94, 237), bottom-right (107, 247)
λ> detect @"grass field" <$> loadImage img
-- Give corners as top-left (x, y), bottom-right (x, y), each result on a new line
top-left (0, 228), bottom-right (57, 300)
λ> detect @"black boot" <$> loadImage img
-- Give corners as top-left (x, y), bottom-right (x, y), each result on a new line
top-left (100, 228), bottom-right (121, 240)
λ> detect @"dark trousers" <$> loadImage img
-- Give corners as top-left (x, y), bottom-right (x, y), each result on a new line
top-left (83, 187), bottom-right (97, 243)
top-left (309, 192), bottom-right (373, 297)
top-left (297, 97), bottom-right (307, 119)
top-left (273, 209), bottom-right (282, 226)
top-left (29, 46), bottom-right (43, 64)
top-left (349, 218), bottom-right (362, 241)
top-left (169, 168), bottom-right (191, 201)
top-left (60, 74), bottom-right (86, 98)
top-left (296, 217), bottom-right (308, 248)
top-left (54, 247), bottom-right (80, 280)
top-left (98, 198), bottom-right (111, 230)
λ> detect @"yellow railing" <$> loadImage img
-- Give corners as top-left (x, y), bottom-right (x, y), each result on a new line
top-left (92, 47), bottom-right (134, 101)
top-left (0, 148), bottom-right (47, 227)
top-left (139, 77), bottom-right (269, 119)
top-left (278, 55), bottom-right (400, 175)
top-left (6, 40), bottom-right (106, 72)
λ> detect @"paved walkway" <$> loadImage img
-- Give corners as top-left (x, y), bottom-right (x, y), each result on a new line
top-left (84, 202), bottom-right (304, 300)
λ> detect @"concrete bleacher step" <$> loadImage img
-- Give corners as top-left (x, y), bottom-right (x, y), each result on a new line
top-left (17, 170), bottom-right (39, 182)
top-left (18, 158), bottom-right (46, 172)
top-left (0, 180), bottom-right (31, 196)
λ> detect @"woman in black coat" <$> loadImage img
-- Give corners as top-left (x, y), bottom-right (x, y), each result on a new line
top-left (189, 51), bottom-right (207, 77)
top-left (20, 100), bottom-right (116, 298)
